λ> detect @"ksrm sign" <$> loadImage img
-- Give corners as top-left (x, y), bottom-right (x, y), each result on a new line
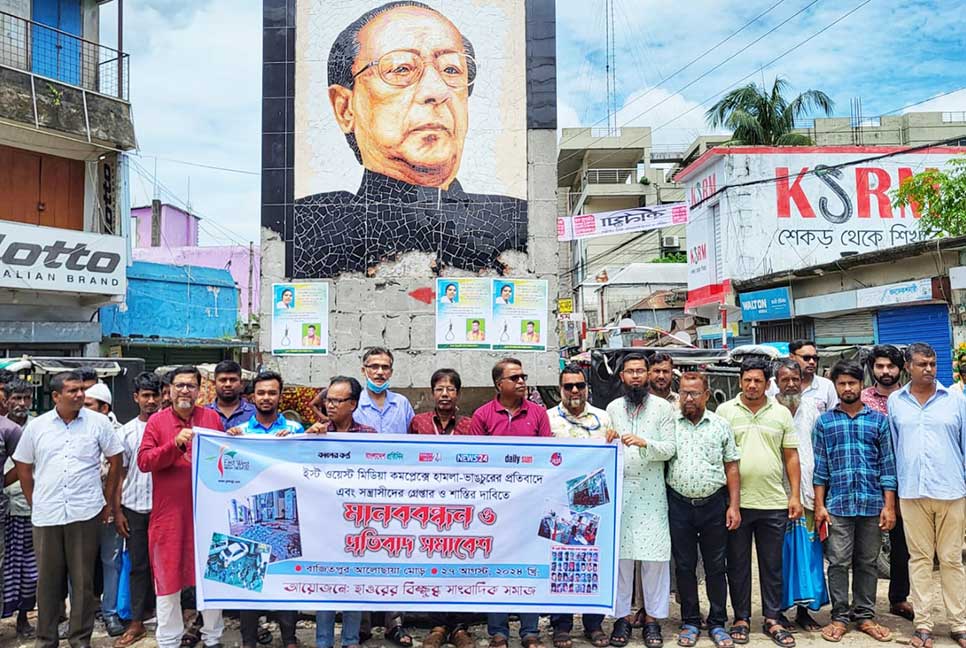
top-left (0, 221), bottom-right (126, 296)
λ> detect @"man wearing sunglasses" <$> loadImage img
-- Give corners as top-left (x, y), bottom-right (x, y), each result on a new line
top-left (546, 364), bottom-right (613, 648)
top-left (292, 1), bottom-right (527, 278)
top-left (767, 340), bottom-right (837, 413)
top-left (470, 358), bottom-right (550, 648)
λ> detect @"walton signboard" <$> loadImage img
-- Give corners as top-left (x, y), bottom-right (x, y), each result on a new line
top-left (0, 221), bottom-right (126, 296)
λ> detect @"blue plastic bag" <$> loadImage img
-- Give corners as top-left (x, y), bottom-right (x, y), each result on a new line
top-left (781, 518), bottom-right (829, 611)
top-left (116, 544), bottom-right (133, 621)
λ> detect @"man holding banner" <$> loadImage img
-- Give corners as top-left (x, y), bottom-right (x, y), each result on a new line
top-left (138, 366), bottom-right (225, 648)
top-left (226, 370), bottom-right (302, 648)
top-left (547, 365), bottom-right (613, 648)
top-left (470, 358), bottom-right (550, 648)
top-left (606, 353), bottom-right (676, 648)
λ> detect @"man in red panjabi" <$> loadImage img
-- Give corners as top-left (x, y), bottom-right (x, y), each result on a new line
top-left (137, 365), bottom-right (225, 648)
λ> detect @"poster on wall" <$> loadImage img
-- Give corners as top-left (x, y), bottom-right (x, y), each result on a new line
top-left (271, 283), bottom-right (330, 355)
top-left (435, 278), bottom-right (491, 350)
top-left (435, 279), bottom-right (548, 351)
top-left (291, 1), bottom-right (528, 278)
top-left (492, 279), bottom-right (548, 352)
top-left (193, 431), bottom-right (622, 612)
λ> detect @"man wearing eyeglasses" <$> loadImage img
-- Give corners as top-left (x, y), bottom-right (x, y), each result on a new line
top-left (292, 1), bottom-right (527, 277)
top-left (409, 369), bottom-right (471, 436)
top-left (665, 372), bottom-right (741, 648)
top-left (136, 366), bottom-right (225, 648)
top-left (470, 358), bottom-right (550, 648)
top-left (767, 340), bottom-right (838, 413)
top-left (354, 347), bottom-right (415, 436)
top-left (546, 364), bottom-right (612, 648)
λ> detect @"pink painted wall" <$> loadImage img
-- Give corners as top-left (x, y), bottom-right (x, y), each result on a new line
top-left (131, 245), bottom-right (260, 319)
top-left (131, 204), bottom-right (200, 248)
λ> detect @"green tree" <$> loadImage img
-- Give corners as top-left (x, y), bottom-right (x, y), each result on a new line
top-left (893, 157), bottom-right (966, 237)
top-left (706, 77), bottom-right (834, 145)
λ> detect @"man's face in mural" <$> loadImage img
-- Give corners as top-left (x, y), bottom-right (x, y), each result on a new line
top-left (330, 6), bottom-right (470, 189)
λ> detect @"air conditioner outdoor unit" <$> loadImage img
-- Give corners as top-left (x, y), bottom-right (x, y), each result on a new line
top-left (660, 236), bottom-right (680, 249)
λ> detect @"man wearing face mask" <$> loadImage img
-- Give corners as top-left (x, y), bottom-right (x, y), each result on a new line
top-left (605, 353), bottom-right (676, 648)
top-left (353, 347), bottom-right (414, 647)
top-left (859, 345), bottom-right (913, 622)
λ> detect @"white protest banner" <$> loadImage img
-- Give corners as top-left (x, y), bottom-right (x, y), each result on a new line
top-left (557, 204), bottom-right (689, 242)
top-left (193, 432), bottom-right (622, 613)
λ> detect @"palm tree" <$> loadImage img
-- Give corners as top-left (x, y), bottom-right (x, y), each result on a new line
top-left (706, 76), bottom-right (834, 145)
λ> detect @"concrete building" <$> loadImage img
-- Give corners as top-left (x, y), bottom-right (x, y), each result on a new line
top-left (131, 201), bottom-right (261, 320)
top-left (0, 0), bottom-right (135, 357)
top-left (733, 237), bottom-right (966, 386)
top-left (100, 261), bottom-right (245, 369)
top-left (557, 127), bottom-right (687, 325)
top-left (796, 110), bottom-right (966, 147)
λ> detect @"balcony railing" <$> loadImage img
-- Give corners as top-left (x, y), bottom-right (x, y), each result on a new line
top-left (584, 168), bottom-right (638, 185)
top-left (0, 10), bottom-right (129, 100)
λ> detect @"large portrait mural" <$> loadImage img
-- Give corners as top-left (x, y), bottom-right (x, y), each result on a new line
top-left (292, 1), bottom-right (528, 278)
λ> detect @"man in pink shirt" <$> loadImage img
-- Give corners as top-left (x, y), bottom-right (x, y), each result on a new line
top-left (470, 358), bottom-right (549, 648)
top-left (469, 358), bottom-right (551, 438)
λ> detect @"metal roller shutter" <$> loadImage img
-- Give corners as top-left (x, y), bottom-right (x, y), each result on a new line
top-left (814, 312), bottom-right (875, 346)
top-left (876, 304), bottom-right (953, 386)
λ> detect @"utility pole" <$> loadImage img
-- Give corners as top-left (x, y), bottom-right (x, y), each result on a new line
top-left (247, 240), bottom-right (255, 333)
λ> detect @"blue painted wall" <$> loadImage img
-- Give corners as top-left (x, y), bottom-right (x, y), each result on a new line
top-left (101, 261), bottom-right (239, 340)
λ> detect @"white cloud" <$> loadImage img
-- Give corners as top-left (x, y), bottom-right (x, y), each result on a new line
top-left (101, 0), bottom-right (262, 246)
top-left (902, 88), bottom-right (966, 113)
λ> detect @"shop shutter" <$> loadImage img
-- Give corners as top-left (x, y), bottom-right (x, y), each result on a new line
top-left (876, 304), bottom-right (953, 386)
top-left (755, 319), bottom-right (814, 344)
top-left (813, 312), bottom-right (875, 346)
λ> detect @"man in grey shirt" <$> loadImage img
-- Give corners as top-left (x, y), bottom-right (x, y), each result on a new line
top-left (0, 374), bottom-right (25, 620)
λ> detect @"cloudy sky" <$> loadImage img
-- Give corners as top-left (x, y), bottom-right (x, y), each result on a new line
top-left (101, 0), bottom-right (966, 246)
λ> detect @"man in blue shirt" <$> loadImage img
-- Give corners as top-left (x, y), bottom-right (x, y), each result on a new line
top-left (353, 347), bottom-right (415, 647)
top-left (813, 361), bottom-right (897, 643)
top-left (208, 360), bottom-right (256, 430)
top-left (226, 370), bottom-right (301, 648)
top-left (887, 343), bottom-right (966, 648)
top-left (355, 347), bottom-right (415, 435)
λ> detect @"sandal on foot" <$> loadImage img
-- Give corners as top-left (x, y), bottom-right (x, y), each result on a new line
top-left (821, 622), bottom-right (848, 643)
top-left (709, 628), bottom-right (733, 648)
top-left (386, 625), bottom-right (413, 648)
top-left (729, 621), bottom-right (750, 645)
top-left (910, 629), bottom-right (933, 648)
top-left (423, 628), bottom-right (448, 648)
top-left (763, 620), bottom-right (795, 648)
top-left (677, 625), bottom-right (699, 648)
top-left (257, 625), bottom-right (273, 645)
top-left (644, 622), bottom-right (664, 648)
top-left (181, 627), bottom-right (202, 648)
top-left (795, 610), bottom-right (821, 633)
top-left (553, 630), bottom-right (573, 648)
top-left (115, 627), bottom-right (147, 648)
top-left (522, 636), bottom-right (545, 648)
top-left (889, 602), bottom-right (914, 622)
top-left (856, 621), bottom-right (892, 642)
top-left (610, 618), bottom-right (632, 647)
top-left (585, 630), bottom-right (609, 648)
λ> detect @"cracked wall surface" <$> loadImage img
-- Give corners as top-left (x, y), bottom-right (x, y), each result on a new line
top-left (260, 1), bottom-right (557, 388)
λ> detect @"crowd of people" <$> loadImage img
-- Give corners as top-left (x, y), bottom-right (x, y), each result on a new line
top-left (0, 341), bottom-right (964, 648)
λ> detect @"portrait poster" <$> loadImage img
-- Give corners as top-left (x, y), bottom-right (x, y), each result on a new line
top-left (435, 277), bottom-right (491, 350)
top-left (193, 431), bottom-right (623, 613)
top-left (292, 1), bottom-right (528, 278)
top-left (271, 282), bottom-right (330, 355)
top-left (492, 279), bottom-right (548, 352)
